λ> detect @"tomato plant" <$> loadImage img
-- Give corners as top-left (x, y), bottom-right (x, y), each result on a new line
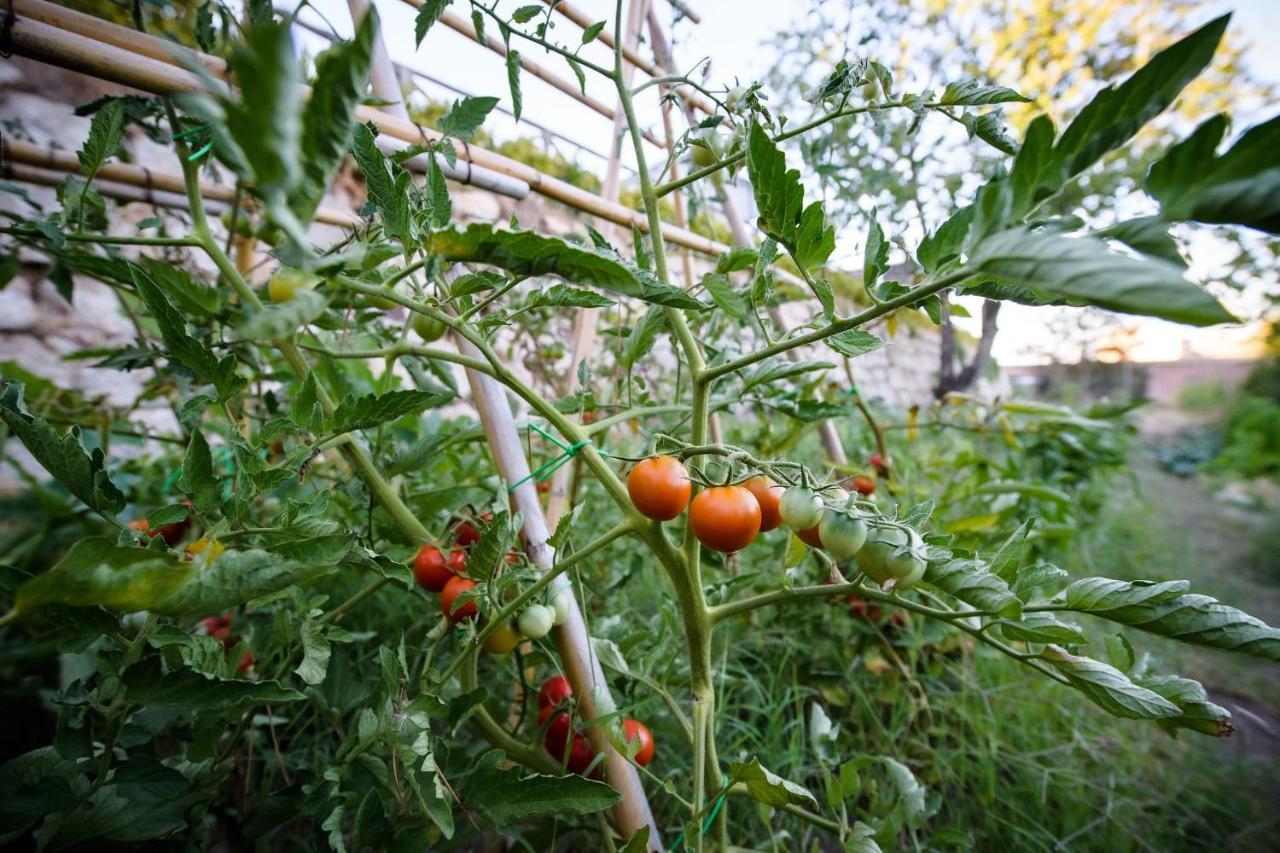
top-left (0, 2), bottom-right (1276, 851)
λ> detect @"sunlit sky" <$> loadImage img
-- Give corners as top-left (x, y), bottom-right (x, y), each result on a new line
top-left (297, 0), bottom-right (1279, 366)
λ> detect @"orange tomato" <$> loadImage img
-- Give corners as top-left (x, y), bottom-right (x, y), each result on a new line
top-left (440, 576), bottom-right (478, 622)
top-left (742, 476), bottom-right (784, 532)
top-left (627, 456), bottom-right (691, 521)
top-left (689, 485), bottom-right (761, 552)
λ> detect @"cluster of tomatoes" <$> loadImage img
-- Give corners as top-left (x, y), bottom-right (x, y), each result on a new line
top-left (413, 516), bottom-right (572, 654)
top-left (198, 613), bottom-right (254, 673)
top-left (626, 455), bottom-right (927, 589)
top-left (536, 675), bottom-right (654, 776)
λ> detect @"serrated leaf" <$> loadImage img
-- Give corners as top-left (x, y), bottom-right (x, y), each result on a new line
top-left (528, 284), bottom-right (615, 309)
top-left (76, 98), bottom-right (126, 177)
top-left (130, 266), bottom-right (245, 399)
top-left (623, 305), bottom-right (666, 369)
top-left (1040, 645), bottom-right (1180, 719)
top-left (0, 382), bottom-right (126, 515)
top-left (825, 329), bottom-right (883, 358)
top-left (728, 758), bottom-right (818, 809)
top-left (330, 389), bottom-right (451, 434)
top-left (464, 751), bottom-right (619, 829)
top-left (940, 80), bottom-right (1030, 106)
top-left (700, 272), bottom-right (746, 319)
top-left (925, 555), bottom-right (1022, 618)
top-left (1147, 113), bottom-right (1280, 234)
top-left (506, 49), bottom-right (523, 122)
top-left (236, 289), bottom-right (328, 341)
top-left (741, 358), bottom-right (833, 391)
top-left (994, 613), bottom-right (1086, 644)
top-left (422, 224), bottom-right (704, 308)
top-left (296, 618), bottom-right (332, 685)
top-left (969, 227), bottom-right (1235, 326)
top-left (863, 211), bottom-right (889, 289)
top-left (181, 429), bottom-right (220, 512)
top-left (746, 121), bottom-right (834, 275)
top-left (2, 539), bottom-right (341, 621)
top-left (1096, 216), bottom-right (1185, 267)
top-left (351, 121), bottom-right (414, 245)
top-left (438, 96), bottom-right (499, 141)
top-left (122, 658), bottom-right (303, 707)
top-left (715, 246), bottom-right (757, 274)
top-left (294, 10), bottom-right (375, 225)
top-left (414, 0), bottom-right (452, 46)
top-left (1062, 577), bottom-right (1280, 661)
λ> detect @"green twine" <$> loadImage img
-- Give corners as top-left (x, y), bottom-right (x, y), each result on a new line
top-left (670, 790), bottom-right (728, 851)
top-left (172, 123), bottom-right (213, 162)
top-left (507, 423), bottom-right (591, 492)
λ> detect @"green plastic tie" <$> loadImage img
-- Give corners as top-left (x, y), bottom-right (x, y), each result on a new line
top-left (670, 790), bottom-right (727, 850)
top-left (507, 425), bottom-right (591, 492)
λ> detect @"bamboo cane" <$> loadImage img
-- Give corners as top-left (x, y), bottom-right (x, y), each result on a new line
top-left (348, 2), bottom-right (662, 844)
top-left (8, 5), bottom-right (738, 257)
top-left (1, 159), bottom-right (229, 216)
top-left (2, 138), bottom-right (361, 228)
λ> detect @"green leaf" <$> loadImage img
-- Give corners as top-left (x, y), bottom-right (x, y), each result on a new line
top-left (741, 359), bottom-right (834, 391)
top-left (581, 20), bottom-right (606, 44)
top-left (1095, 216), bottom-right (1185, 267)
top-left (438, 96), bottom-right (499, 141)
top-left (296, 618), bottom-right (332, 685)
top-left (879, 757), bottom-right (928, 825)
top-left (746, 121), bottom-right (834, 274)
top-left (414, 0), bottom-right (452, 46)
top-left (1062, 577), bottom-right (1280, 661)
top-left (1010, 15), bottom-right (1228, 215)
top-left (506, 49), bottom-right (523, 122)
top-left (926, 555), bottom-right (1022, 618)
top-left (122, 658), bottom-right (303, 707)
top-left (917, 205), bottom-right (972, 272)
top-left (180, 429), bottom-right (220, 512)
top-left (970, 112), bottom-right (1020, 156)
top-left (700, 272), bottom-right (747, 319)
top-left (994, 613), bottom-right (1086, 644)
top-left (76, 98), bottom-right (126, 176)
top-left (940, 80), bottom-right (1030, 106)
top-left (1147, 113), bottom-right (1280, 234)
top-left (331, 389), bottom-right (451, 434)
top-left (130, 266), bottom-right (245, 398)
top-left (2, 539), bottom-right (342, 621)
top-left (0, 382), bottom-right (126, 516)
top-left (423, 151), bottom-right (452, 229)
top-left (135, 257), bottom-right (221, 318)
top-left (728, 758), bottom-right (819, 809)
top-left (1136, 674), bottom-right (1234, 737)
top-left (294, 9), bottom-right (376, 225)
top-left (512, 5), bottom-right (541, 24)
top-left (351, 121), bottom-right (414, 246)
top-left (464, 751), bottom-right (619, 830)
top-left (291, 373), bottom-right (321, 432)
top-left (825, 329), bottom-right (884, 358)
top-left (715, 246), bottom-right (757, 274)
top-left (1040, 645), bottom-right (1180, 719)
top-left (422, 224), bottom-right (704, 309)
top-left (863, 211), bottom-right (889, 289)
top-left (623, 305), bottom-right (666, 368)
top-left (527, 284), bottom-right (615, 309)
top-left (969, 227), bottom-right (1235, 327)
top-left (236, 289), bottom-right (329, 341)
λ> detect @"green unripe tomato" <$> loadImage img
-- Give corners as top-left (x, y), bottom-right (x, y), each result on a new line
top-left (856, 525), bottom-right (927, 588)
top-left (690, 130), bottom-right (723, 168)
top-left (363, 292), bottom-right (398, 310)
top-left (483, 623), bottom-right (522, 655)
top-left (518, 604), bottom-right (555, 640)
top-left (779, 487), bottom-right (825, 531)
top-left (551, 590), bottom-right (572, 626)
top-left (267, 268), bottom-right (314, 303)
top-left (412, 313), bottom-right (447, 342)
top-left (818, 510), bottom-right (868, 559)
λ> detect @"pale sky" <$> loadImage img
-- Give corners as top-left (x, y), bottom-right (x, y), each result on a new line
top-left (296, 0), bottom-right (1278, 366)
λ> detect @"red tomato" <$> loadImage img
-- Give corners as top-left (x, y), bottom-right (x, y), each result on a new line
top-left (454, 522), bottom-right (480, 550)
top-left (238, 649), bottom-right (254, 673)
top-left (743, 476), bottom-right (785, 533)
top-left (869, 452), bottom-right (889, 477)
top-left (852, 475), bottom-right (876, 496)
top-left (129, 518), bottom-right (149, 533)
top-left (624, 718), bottom-right (654, 767)
top-left (689, 485), bottom-right (761, 553)
top-left (538, 675), bottom-right (573, 709)
top-left (539, 705), bottom-right (572, 757)
top-left (447, 549), bottom-right (467, 573)
top-left (796, 524), bottom-right (825, 549)
top-left (440, 576), bottom-right (478, 622)
top-left (566, 733), bottom-right (596, 775)
top-left (627, 456), bottom-right (691, 521)
top-left (413, 544), bottom-right (458, 592)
